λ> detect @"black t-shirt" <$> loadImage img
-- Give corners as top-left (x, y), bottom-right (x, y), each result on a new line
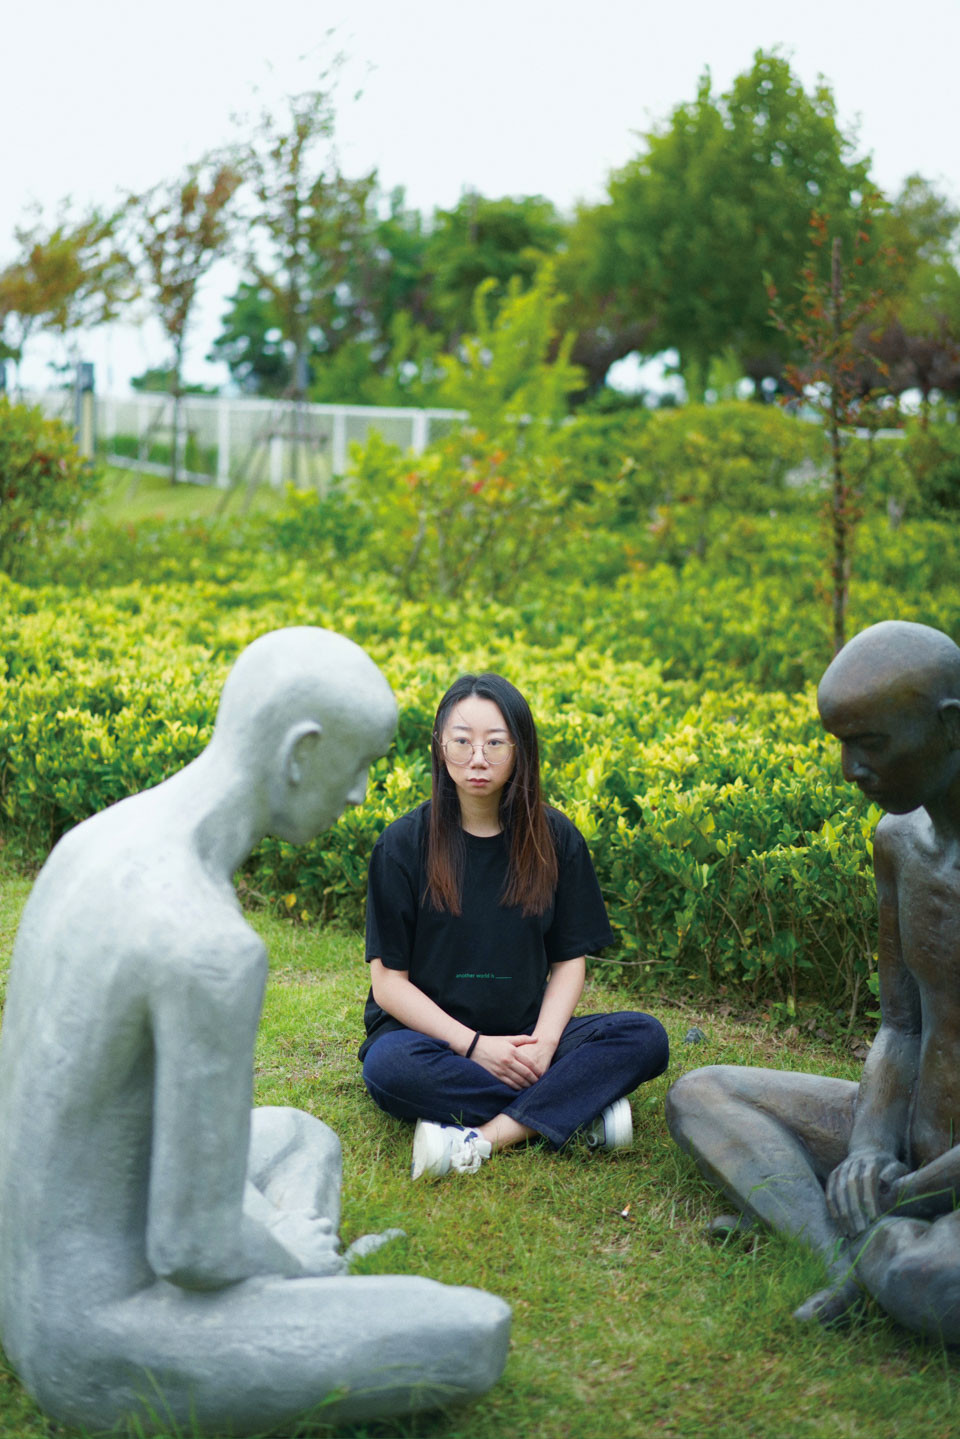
top-left (360, 801), bottom-right (614, 1057)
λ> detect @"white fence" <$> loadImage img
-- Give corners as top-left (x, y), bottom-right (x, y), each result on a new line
top-left (23, 389), bottom-right (467, 493)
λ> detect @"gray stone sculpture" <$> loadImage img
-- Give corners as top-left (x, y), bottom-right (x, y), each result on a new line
top-left (666, 620), bottom-right (960, 1334)
top-left (0, 627), bottom-right (510, 1435)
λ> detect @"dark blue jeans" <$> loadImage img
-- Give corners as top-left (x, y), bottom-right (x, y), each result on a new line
top-left (362, 1011), bottom-right (669, 1148)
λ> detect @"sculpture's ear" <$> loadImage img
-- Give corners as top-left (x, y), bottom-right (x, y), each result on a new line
top-left (939, 698), bottom-right (960, 749)
top-left (280, 721), bottom-right (323, 785)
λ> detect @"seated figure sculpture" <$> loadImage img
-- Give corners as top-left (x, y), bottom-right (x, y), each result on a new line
top-left (666, 620), bottom-right (960, 1334)
top-left (0, 627), bottom-right (511, 1436)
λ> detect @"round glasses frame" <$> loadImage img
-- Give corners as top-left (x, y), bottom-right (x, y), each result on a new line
top-left (435, 735), bottom-right (516, 766)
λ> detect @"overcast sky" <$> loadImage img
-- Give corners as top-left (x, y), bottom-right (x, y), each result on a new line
top-left (5, 0), bottom-right (959, 391)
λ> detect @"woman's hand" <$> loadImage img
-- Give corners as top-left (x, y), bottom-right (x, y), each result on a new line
top-left (516, 1033), bottom-right (559, 1080)
top-left (472, 1034), bottom-right (543, 1090)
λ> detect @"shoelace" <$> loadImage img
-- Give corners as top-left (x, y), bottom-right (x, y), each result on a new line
top-left (449, 1131), bottom-right (486, 1175)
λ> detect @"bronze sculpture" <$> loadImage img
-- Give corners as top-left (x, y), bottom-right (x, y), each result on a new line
top-left (666, 620), bottom-right (960, 1333)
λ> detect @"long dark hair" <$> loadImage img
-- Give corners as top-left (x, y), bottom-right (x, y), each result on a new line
top-left (426, 673), bottom-right (558, 916)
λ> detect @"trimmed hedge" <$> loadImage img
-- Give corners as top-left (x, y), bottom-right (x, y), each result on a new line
top-left (4, 393), bottom-right (958, 1025)
top-left (1, 567), bottom-right (878, 1018)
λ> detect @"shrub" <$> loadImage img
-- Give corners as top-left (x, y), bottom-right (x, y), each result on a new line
top-left (255, 482), bottom-right (375, 565)
top-left (554, 407), bottom-right (654, 502)
top-left (4, 449), bottom-right (959, 1029)
top-left (561, 401), bottom-right (823, 540)
top-left (341, 268), bottom-right (582, 597)
top-left (351, 427), bottom-right (573, 597)
top-left (847, 413), bottom-right (960, 521)
top-left (0, 399), bottom-right (99, 579)
top-left (0, 568), bottom-right (882, 1021)
top-left (904, 414), bottom-right (960, 514)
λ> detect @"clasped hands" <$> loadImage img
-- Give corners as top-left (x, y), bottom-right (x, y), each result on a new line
top-left (826, 1150), bottom-right (912, 1237)
top-left (469, 1032), bottom-right (556, 1089)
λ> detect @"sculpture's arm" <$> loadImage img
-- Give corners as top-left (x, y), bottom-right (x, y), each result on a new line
top-left (826, 823), bottom-right (921, 1236)
top-left (146, 933), bottom-right (312, 1288)
top-left (882, 1145), bottom-right (960, 1219)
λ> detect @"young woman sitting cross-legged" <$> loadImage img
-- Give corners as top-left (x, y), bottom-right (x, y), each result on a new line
top-left (358, 672), bottom-right (669, 1179)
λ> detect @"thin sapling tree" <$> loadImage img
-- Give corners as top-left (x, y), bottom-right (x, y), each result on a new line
top-left (0, 204), bottom-right (133, 391)
top-left (130, 156), bottom-right (242, 483)
top-left (236, 81), bottom-right (375, 483)
top-left (769, 204), bottom-right (895, 651)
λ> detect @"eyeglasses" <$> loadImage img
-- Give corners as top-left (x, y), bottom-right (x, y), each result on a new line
top-left (437, 736), bottom-right (515, 766)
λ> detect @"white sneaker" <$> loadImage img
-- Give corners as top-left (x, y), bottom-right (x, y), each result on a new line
top-left (585, 1097), bottom-right (634, 1151)
top-left (411, 1120), bottom-right (493, 1180)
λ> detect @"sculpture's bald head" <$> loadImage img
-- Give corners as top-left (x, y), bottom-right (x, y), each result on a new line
top-left (818, 621), bottom-right (960, 721)
top-left (818, 621), bottom-right (960, 814)
top-left (212, 627), bottom-right (397, 842)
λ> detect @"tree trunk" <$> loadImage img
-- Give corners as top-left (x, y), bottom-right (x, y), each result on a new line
top-left (829, 237), bottom-right (847, 654)
top-left (292, 342), bottom-right (308, 489)
top-left (829, 405), bottom-right (847, 653)
top-left (682, 355), bottom-right (708, 405)
top-left (170, 341), bottom-right (184, 486)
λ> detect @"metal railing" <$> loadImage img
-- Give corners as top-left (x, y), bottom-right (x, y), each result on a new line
top-left (22, 388), bottom-right (467, 493)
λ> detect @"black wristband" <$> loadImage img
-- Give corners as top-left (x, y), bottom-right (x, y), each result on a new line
top-left (465, 1030), bottom-right (480, 1059)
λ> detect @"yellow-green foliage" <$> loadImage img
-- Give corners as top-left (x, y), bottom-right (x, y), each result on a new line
top-left (0, 398), bottom-right (99, 579)
top-left (4, 395), bottom-right (959, 1026)
top-left (1, 565), bottom-right (879, 1018)
top-left (563, 400), bottom-right (823, 538)
top-left (348, 270), bottom-right (581, 599)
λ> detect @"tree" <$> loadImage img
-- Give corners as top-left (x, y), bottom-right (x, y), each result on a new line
top-left (770, 207), bottom-right (893, 651)
top-left (211, 184), bottom-right (438, 403)
top-left (871, 176), bottom-right (960, 416)
top-left (0, 258), bottom-right (40, 385)
top-left (130, 154), bottom-right (241, 482)
top-left (566, 50), bottom-right (874, 397)
top-left (236, 85), bottom-right (376, 405)
top-left (422, 191), bottom-right (565, 341)
top-left (208, 279), bottom-right (292, 395)
top-left (554, 199), bottom-right (659, 398)
top-left (211, 184), bottom-right (567, 404)
top-left (0, 205), bottom-right (133, 388)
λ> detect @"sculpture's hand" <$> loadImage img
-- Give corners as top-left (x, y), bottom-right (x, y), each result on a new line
top-left (268, 1208), bottom-right (347, 1277)
top-left (472, 1034), bottom-right (541, 1090)
top-left (877, 1166), bottom-right (914, 1214)
top-left (826, 1152), bottom-right (908, 1237)
top-left (343, 1227), bottom-right (406, 1264)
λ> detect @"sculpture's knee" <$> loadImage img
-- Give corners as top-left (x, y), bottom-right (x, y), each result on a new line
top-left (664, 1065), bottom-right (732, 1146)
top-left (252, 1105), bottom-right (340, 1161)
top-left (299, 1110), bottom-right (342, 1167)
top-left (447, 1286), bottom-right (513, 1398)
top-left (249, 1106), bottom-right (342, 1219)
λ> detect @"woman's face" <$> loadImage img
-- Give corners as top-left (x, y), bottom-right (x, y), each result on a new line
top-left (439, 694), bottom-right (516, 808)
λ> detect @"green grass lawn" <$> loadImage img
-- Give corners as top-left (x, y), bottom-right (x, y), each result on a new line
top-left (0, 850), bottom-right (957, 1438)
top-left (87, 466), bottom-right (285, 526)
